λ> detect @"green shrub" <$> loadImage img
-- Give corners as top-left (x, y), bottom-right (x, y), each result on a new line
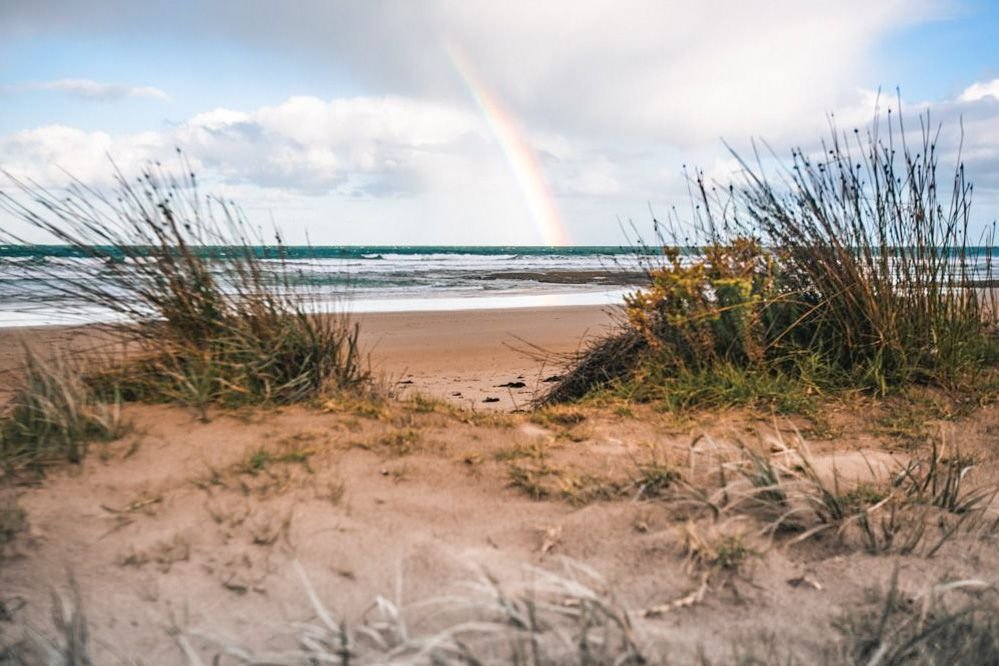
top-left (543, 103), bottom-right (998, 409)
top-left (732, 114), bottom-right (996, 392)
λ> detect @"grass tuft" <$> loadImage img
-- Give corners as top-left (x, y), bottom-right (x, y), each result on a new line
top-left (0, 159), bottom-right (370, 413)
top-left (540, 101), bottom-right (998, 412)
top-left (0, 574), bottom-right (93, 664)
top-left (671, 431), bottom-right (997, 556)
top-left (631, 450), bottom-right (682, 499)
top-left (835, 569), bottom-right (999, 665)
top-left (186, 560), bottom-right (649, 665)
top-left (1, 345), bottom-right (124, 471)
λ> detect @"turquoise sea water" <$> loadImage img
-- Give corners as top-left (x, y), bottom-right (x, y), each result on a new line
top-left (0, 245), bottom-right (642, 260)
top-left (2, 244), bottom-right (994, 327)
top-left (0, 245), bottom-right (644, 327)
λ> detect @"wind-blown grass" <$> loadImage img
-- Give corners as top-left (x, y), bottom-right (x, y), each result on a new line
top-left (0, 159), bottom-right (369, 410)
top-left (541, 102), bottom-right (998, 410)
top-left (1, 345), bottom-right (123, 471)
top-left (732, 105), bottom-right (997, 392)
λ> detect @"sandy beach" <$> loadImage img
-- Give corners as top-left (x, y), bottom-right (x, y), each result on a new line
top-left (4, 1), bottom-right (999, 661)
top-left (357, 305), bottom-right (618, 409)
top-left (0, 305), bottom-right (619, 410)
top-left (2, 304), bottom-right (999, 663)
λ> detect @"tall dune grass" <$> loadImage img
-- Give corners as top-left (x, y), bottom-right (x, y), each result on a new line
top-left (732, 105), bottom-right (996, 391)
top-left (0, 159), bottom-right (369, 409)
top-left (543, 103), bottom-right (998, 408)
top-left (1, 345), bottom-right (123, 471)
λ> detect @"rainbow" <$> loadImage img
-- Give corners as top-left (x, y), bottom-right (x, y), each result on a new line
top-left (446, 44), bottom-right (570, 246)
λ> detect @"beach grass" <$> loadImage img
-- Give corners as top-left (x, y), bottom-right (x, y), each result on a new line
top-left (1, 344), bottom-right (124, 471)
top-left (0, 159), bottom-right (369, 418)
top-left (542, 103), bottom-right (998, 412)
top-left (835, 569), bottom-right (999, 665)
top-left (672, 432), bottom-right (996, 556)
top-left (9, 552), bottom-right (999, 664)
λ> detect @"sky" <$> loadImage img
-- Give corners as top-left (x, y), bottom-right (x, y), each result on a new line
top-left (1, 0), bottom-right (998, 246)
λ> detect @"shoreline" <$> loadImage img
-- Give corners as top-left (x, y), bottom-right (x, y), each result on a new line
top-left (0, 304), bottom-right (620, 411)
top-left (0, 285), bottom-right (635, 329)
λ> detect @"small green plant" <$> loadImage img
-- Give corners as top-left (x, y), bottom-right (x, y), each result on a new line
top-left (406, 393), bottom-right (443, 414)
top-left (682, 520), bottom-right (755, 577)
top-left (557, 472), bottom-right (624, 505)
top-left (324, 393), bottom-right (390, 420)
top-left (713, 534), bottom-right (752, 572)
top-left (631, 452), bottom-right (681, 499)
top-left (531, 405), bottom-right (587, 427)
top-left (239, 441), bottom-right (316, 477)
top-left (614, 404), bottom-right (635, 418)
top-left (506, 461), bottom-right (558, 500)
top-left (0, 494), bottom-right (27, 554)
top-left (625, 362), bottom-right (818, 415)
top-left (377, 429), bottom-right (421, 456)
top-left (493, 440), bottom-right (547, 462)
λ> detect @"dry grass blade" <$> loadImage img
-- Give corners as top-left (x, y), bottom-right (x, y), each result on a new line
top-left (184, 560), bottom-right (648, 665)
top-left (533, 328), bottom-right (646, 406)
top-left (0, 574), bottom-right (94, 665)
top-left (836, 568), bottom-right (999, 665)
top-left (667, 430), bottom-right (998, 557)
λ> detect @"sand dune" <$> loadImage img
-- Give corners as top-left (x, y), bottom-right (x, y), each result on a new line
top-left (2, 306), bottom-right (999, 663)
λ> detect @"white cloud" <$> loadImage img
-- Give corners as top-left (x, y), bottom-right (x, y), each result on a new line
top-left (0, 96), bottom-right (480, 193)
top-left (420, 0), bottom-right (940, 144)
top-left (175, 95), bottom-right (479, 194)
top-left (3, 78), bottom-right (171, 101)
top-left (3, 0), bottom-right (997, 244)
top-left (3, 74), bottom-right (998, 245)
top-left (0, 125), bottom-right (167, 186)
top-left (168, 0), bottom-right (944, 146)
top-left (0, 94), bottom-right (555, 243)
top-left (959, 79), bottom-right (999, 103)
top-left (0, 0), bottom-right (945, 144)
top-left (826, 84), bottom-right (999, 186)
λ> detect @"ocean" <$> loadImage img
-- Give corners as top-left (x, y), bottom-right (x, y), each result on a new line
top-left (4, 244), bottom-right (994, 329)
top-left (0, 245), bottom-right (647, 327)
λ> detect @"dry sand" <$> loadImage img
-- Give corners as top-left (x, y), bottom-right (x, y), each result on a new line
top-left (358, 305), bottom-right (619, 409)
top-left (0, 305), bottom-right (618, 411)
top-left (2, 305), bottom-right (999, 663)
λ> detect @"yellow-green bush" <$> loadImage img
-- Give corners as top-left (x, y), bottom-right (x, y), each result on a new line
top-left (543, 105), bottom-right (998, 410)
